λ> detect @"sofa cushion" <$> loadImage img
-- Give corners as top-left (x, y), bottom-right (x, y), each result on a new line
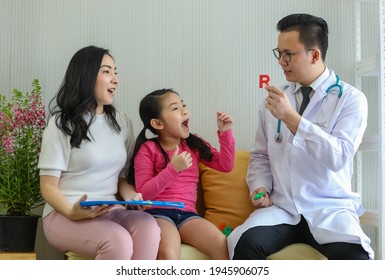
top-left (180, 244), bottom-right (209, 260)
top-left (199, 150), bottom-right (255, 230)
top-left (267, 243), bottom-right (327, 260)
top-left (66, 245), bottom-right (211, 260)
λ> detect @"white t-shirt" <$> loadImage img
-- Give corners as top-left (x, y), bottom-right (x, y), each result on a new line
top-left (38, 112), bottom-right (135, 218)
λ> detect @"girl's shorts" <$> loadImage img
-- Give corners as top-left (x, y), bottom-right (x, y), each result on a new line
top-left (145, 208), bottom-right (202, 229)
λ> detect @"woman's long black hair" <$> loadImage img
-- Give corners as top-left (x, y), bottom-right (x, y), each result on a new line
top-left (127, 89), bottom-right (213, 185)
top-left (48, 45), bottom-right (121, 148)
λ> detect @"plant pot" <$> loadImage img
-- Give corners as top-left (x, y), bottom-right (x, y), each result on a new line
top-left (0, 215), bottom-right (40, 252)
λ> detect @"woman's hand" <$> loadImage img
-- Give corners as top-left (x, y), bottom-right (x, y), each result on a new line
top-left (70, 194), bottom-right (113, 220)
top-left (40, 175), bottom-right (112, 220)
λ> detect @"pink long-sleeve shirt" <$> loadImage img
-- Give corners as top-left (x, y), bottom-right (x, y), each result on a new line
top-left (134, 129), bottom-right (235, 213)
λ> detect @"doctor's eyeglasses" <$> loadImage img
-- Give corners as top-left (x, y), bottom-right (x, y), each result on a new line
top-left (272, 48), bottom-right (314, 62)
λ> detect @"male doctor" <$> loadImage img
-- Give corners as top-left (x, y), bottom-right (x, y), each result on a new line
top-left (227, 13), bottom-right (374, 259)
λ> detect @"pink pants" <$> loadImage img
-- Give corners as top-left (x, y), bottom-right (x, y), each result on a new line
top-left (43, 206), bottom-right (160, 260)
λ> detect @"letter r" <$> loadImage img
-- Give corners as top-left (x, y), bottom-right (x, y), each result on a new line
top-left (259, 74), bottom-right (270, 88)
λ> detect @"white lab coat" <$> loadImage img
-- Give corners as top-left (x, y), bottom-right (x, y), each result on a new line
top-left (227, 68), bottom-right (374, 259)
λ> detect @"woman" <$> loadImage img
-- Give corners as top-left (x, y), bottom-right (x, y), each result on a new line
top-left (38, 46), bottom-right (160, 260)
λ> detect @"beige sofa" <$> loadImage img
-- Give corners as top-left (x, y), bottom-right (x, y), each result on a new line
top-left (66, 151), bottom-right (326, 260)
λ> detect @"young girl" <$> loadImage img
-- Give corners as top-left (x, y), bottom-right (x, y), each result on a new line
top-left (127, 88), bottom-right (235, 259)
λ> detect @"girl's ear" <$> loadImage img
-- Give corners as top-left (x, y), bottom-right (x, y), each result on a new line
top-left (150, 118), bottom-right (164, 130)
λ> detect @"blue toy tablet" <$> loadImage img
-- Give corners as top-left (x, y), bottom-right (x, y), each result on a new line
top-left (80, 200), bottom-right (184, 208)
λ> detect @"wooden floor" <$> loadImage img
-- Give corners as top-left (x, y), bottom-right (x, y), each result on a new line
top-left (0, 252), bottom-right (36, 260)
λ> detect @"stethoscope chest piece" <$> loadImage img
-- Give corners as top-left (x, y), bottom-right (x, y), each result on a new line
top-left (274, 132), bottom-right (282, 143)
top-left (274, 119), bottom-right (283, 143)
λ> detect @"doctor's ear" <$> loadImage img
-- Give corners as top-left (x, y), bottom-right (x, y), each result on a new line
top-left (311, 49), bottom-right (321, 64)
top-left (150, 118), bottom-right (164, 130)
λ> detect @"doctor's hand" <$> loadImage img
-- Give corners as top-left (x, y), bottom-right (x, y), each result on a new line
top-left (265, 85), bottom-right (301, 134)
top-left (264, 85), bottom-right (296, 120)
top-left (251, 188), bottom-right (272, 209)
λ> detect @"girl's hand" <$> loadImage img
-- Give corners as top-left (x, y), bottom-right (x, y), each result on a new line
top-left (125, 191), bottom-right (145, 210)
top-left (118, 178), bottom-right (144, 209)
top-left (217, 112), bottom-right (233, 133)
top-left (171, 145), bottom-right (193, 172)
top-left (70, 194), bottom-right (113, 220)
top-left (129, 192), bottom-right (143, 201)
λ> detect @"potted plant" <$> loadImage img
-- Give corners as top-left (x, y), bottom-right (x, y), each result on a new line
top-left (0, 79), bottom-right (46, 252)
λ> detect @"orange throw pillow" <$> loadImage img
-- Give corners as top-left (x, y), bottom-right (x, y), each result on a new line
top-left (199, 151), bottom-right (255, 230)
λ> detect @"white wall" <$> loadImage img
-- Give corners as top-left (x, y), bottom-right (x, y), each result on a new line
top-left (0, 0), bottom-right (357, 151)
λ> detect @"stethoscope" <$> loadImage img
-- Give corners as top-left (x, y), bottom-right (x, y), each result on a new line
top-left (274, 75), bottom-right (343, 143)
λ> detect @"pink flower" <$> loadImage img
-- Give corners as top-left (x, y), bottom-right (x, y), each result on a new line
top-left (1, 135), bottom-right (14, 155)
top-left (0, 79), bottom-right (46, 215)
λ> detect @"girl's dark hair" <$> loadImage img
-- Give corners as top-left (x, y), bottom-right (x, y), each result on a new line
top-left (48, 45), bottom-right (121, 148)
top-left (127, 88), bottom-right (213, 185)
top-left (277, 13), bottom-right (329, 61)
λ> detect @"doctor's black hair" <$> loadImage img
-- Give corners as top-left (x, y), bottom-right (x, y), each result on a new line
top-left (276, 13), bottom-right (329, 61)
